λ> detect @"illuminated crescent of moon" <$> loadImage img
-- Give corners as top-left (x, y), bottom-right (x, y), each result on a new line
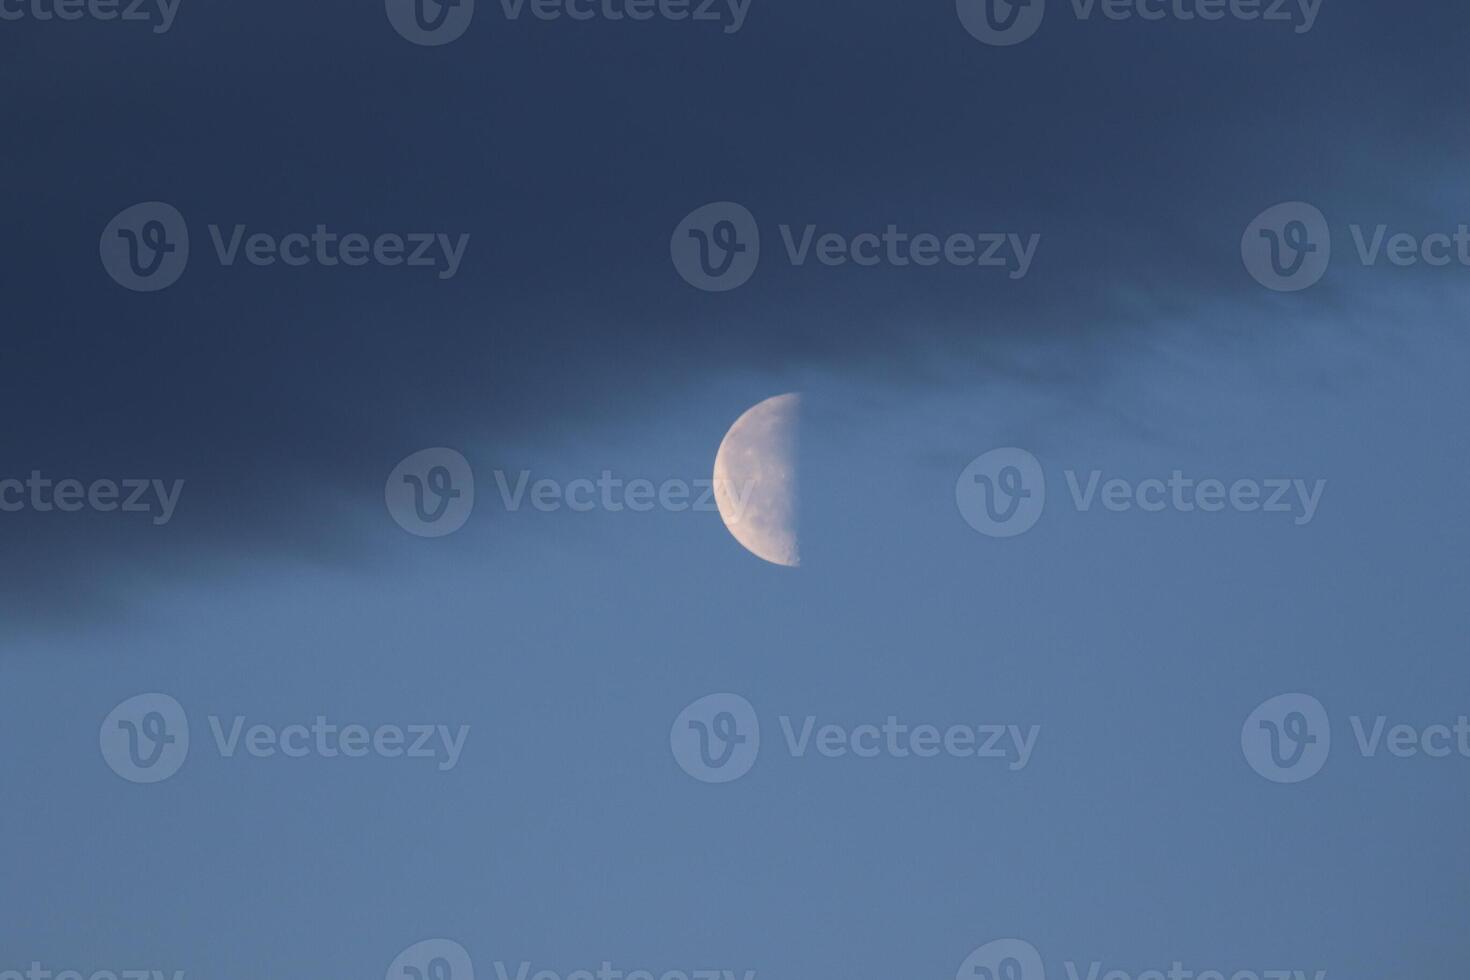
top-left (712, 393), bottom-right (800, 567)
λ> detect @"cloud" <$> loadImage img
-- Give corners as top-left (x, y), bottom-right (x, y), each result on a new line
top-left (4, 0), bottom-right (1468, 624)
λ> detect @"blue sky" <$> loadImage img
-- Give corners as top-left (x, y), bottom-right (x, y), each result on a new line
top-left (2, 0), bottom-right (1469, 976)
top-left (5, 294), bottom-right (1468, 975)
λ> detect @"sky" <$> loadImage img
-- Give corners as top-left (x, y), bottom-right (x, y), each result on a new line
top-left (2, 0), bottom-right (1469, 978)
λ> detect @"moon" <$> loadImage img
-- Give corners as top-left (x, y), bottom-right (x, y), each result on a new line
top-left (713, 393), bottom-right (801, 567)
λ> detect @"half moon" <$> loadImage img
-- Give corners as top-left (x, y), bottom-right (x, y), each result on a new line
top-left (713, 393), bottom-right (801, 567)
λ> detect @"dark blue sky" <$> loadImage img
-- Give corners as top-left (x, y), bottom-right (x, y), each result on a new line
top-left (2, 0), bottom-right (1468, 977)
